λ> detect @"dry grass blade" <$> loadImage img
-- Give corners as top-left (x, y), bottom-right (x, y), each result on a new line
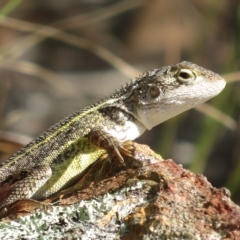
top-left (0, 12), bottom-right (234, 128)
top-left (223, 72), bottom-right (240, 83)
top-left (0, 131), bottom-right (32, 154)
top-left (53, 0), bottom-right (144, 30)
top-left (0, 0), bottom-right (144, 61)
top-left (0, 16), bottom-right (140, 78)
top-left (195, 104), bottom-right (237, 130)
top-left (0, 15), bottom-right (234, 128)
top-left (0, 80), bottom-right (9, 127)
top-left (0, 59), bottom-right (74, 93)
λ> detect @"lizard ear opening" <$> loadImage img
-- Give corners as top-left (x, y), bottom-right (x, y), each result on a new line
top-left (148, 84), bottom-right (161, 99)
top-left (177, 69), bottom-right (196, 84)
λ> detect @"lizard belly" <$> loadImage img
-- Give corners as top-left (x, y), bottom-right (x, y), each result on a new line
top-left (33, 138), bottom-right (105, 199)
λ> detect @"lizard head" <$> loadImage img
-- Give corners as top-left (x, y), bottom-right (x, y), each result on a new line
top-left (123, 61), bottom-right (226, 130)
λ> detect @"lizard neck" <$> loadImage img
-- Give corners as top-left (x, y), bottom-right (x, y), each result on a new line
top-left (98, 107), bottom-right (147, 142)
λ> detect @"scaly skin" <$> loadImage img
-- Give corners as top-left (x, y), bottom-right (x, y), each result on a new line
top-left (0, 61), bottom-right (226, 209)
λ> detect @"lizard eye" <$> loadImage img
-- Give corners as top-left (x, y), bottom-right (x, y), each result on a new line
top-left (177, 69), bottom-right (196, 84)
top-left (148, 84), bottom-right (161, 99)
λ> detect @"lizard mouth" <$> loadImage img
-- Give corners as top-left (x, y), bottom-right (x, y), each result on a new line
top-left (136, 74), bottom-right (226, 130)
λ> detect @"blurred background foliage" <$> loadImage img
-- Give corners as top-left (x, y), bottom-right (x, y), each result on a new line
top-left (0, 0), bottom-right (239, 202)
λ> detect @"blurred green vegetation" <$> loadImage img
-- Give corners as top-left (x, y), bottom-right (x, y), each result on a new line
top-left (0, 0), bottom-right (239, 202)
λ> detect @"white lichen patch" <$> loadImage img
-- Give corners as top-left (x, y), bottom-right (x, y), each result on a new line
top-left (0, 182), bottom-right (148, 240)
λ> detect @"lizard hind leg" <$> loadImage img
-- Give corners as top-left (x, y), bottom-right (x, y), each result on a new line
top-left (0, 164), bottom-right (52, 209)
top-left (88, 127), bottom-right (135, 164)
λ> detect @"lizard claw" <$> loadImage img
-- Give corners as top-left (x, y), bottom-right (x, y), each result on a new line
top-left (119, 140), bottom-right (135, 158)
top-left (88, 128), bottom-right (135, 164)
top-left (112, 140), bottom-right (135, 164)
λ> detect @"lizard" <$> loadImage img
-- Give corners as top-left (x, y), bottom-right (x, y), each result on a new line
top-left (0, 61), bottom-right (226, 210)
